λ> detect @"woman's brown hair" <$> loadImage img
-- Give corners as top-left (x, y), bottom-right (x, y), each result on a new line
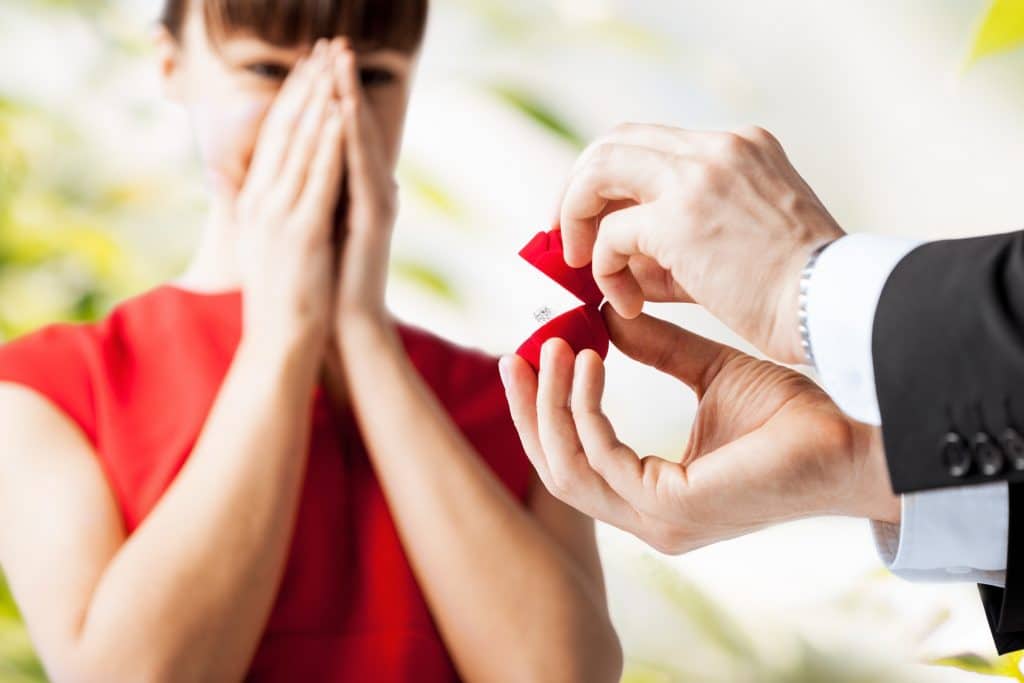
top-left (160, 0), bottom-right (428, 53)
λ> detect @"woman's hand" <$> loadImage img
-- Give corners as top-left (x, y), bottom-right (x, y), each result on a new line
top-left (500, 306), bottom-right (900, 555)
top-left (232, 38), bottom-right (347, 356)
top-left (330, 41), bottom-right (400, 333)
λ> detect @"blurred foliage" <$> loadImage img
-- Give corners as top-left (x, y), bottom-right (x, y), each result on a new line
top-left (969, 0), bottom-right (1024, 64)
top-left (392, 258), bottom-right (462, 304)
top-left (0, 96), bottom-right (141, 339)
top-left (486, 84), bottom-right (587, 150)
top-left (934, 651), bottom-right (1024, 680)
top-left (397, 160), bottom-right (465, 220)
top-left (0, 576), bottom-right (44, 682)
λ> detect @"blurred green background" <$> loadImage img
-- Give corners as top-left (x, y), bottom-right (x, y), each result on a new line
top-left (2, 0), bottom-right (1024, 681)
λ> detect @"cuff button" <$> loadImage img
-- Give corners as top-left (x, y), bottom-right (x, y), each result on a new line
top-left (971, 432), bottom-right (1005, 477)
top-left (941, 432), bottom-right (971, 478)
top-left (1000, 428), bottom-right (1024, 470)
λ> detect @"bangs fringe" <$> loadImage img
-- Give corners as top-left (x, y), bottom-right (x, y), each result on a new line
top-left (163, 0), bottom-right (428, 53)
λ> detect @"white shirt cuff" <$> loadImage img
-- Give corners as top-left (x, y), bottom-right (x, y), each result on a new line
top-left (805, 233), bottom-right (923, 425)
top-left (870, 481), bottom-right (1008, 587)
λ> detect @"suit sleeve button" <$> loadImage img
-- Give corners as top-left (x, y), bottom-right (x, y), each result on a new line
top-left (972, 432), bottom-right (1005, 476)
top-left (941, 432), bottom-right (972, 478)
top-left (1000, 428), bottom-right (1024, 470)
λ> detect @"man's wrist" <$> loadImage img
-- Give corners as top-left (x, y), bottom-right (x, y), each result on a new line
top-left (848, 419), bottom-right (901, 524)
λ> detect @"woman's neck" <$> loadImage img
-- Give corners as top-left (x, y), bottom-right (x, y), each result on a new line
top-left (174, 202), bottom-right (242, 292)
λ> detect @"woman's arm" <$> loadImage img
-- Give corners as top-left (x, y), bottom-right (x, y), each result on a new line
top-left (337, 317), bottom-right (622, 683)
top-left (0, 339), bottom-right (318, 682)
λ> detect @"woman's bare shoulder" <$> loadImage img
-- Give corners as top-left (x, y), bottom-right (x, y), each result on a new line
top-left (0, 381), bottom-right (95, 460)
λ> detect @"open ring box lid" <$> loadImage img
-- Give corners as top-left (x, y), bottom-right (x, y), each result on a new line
top-left (515, 229), bottom-right (609, 372)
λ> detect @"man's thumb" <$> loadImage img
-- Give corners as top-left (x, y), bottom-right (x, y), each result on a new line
top-left (601, 303), bottom-right (730, 395)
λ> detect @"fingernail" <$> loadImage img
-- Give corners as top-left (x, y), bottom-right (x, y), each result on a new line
top-left (498, 356), bottom-right (511, 388)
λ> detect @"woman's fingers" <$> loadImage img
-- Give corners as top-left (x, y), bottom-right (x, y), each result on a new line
top-left (293, 101), bottom-right (346, 244)
top-left (334, 44), bottom-right (389, 212)
top-left (276, 74), bottom-right (335, 209)
top-left (329, 41), bottom-right (397, 315)
top-left (242, 40), bottom-right (327, 199)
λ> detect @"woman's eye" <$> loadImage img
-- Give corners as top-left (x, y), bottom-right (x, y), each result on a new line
top-left (246, 63), bottom-right (291, 81)
top-left (359, 67), bottom-right (396, 87)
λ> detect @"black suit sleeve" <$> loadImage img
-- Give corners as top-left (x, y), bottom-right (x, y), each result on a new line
top-left (872, 230), bottom-right (1024, 652)
top-left (873, 230), bottom-right (1024, 493)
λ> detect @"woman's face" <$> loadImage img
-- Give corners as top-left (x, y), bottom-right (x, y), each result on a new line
top-left (155, 6), bottom-right (416, 196)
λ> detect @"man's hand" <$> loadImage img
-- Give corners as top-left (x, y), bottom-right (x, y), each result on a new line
top-left (558, 123), bottom-right (843, 364)
top-left (499, 306), bottom-right (899, 554)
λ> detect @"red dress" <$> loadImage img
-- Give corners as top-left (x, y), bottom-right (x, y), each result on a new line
top-left (0, 285), bottom-right (533, 681)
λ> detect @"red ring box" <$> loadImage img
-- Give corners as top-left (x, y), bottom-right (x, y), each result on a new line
top-left (515, 229), bottom-right (609, 372)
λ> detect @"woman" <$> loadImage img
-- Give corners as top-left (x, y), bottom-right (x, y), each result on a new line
top-left (0, 1), bottom-right (622, 681)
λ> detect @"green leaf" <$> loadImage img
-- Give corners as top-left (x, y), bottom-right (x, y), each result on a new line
top-left (0, 574), bottom-right (44, 682)
top-left (398, 162), bottom-right (465, 219)
top-left (968, 0), bottom-right (1024, 64)
top-left (931, 650), bottom-right (1024, 680)
top-left (391, 259), bottom-right (461, 304)
top-left (486, 85), bottom-right (587, 150)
